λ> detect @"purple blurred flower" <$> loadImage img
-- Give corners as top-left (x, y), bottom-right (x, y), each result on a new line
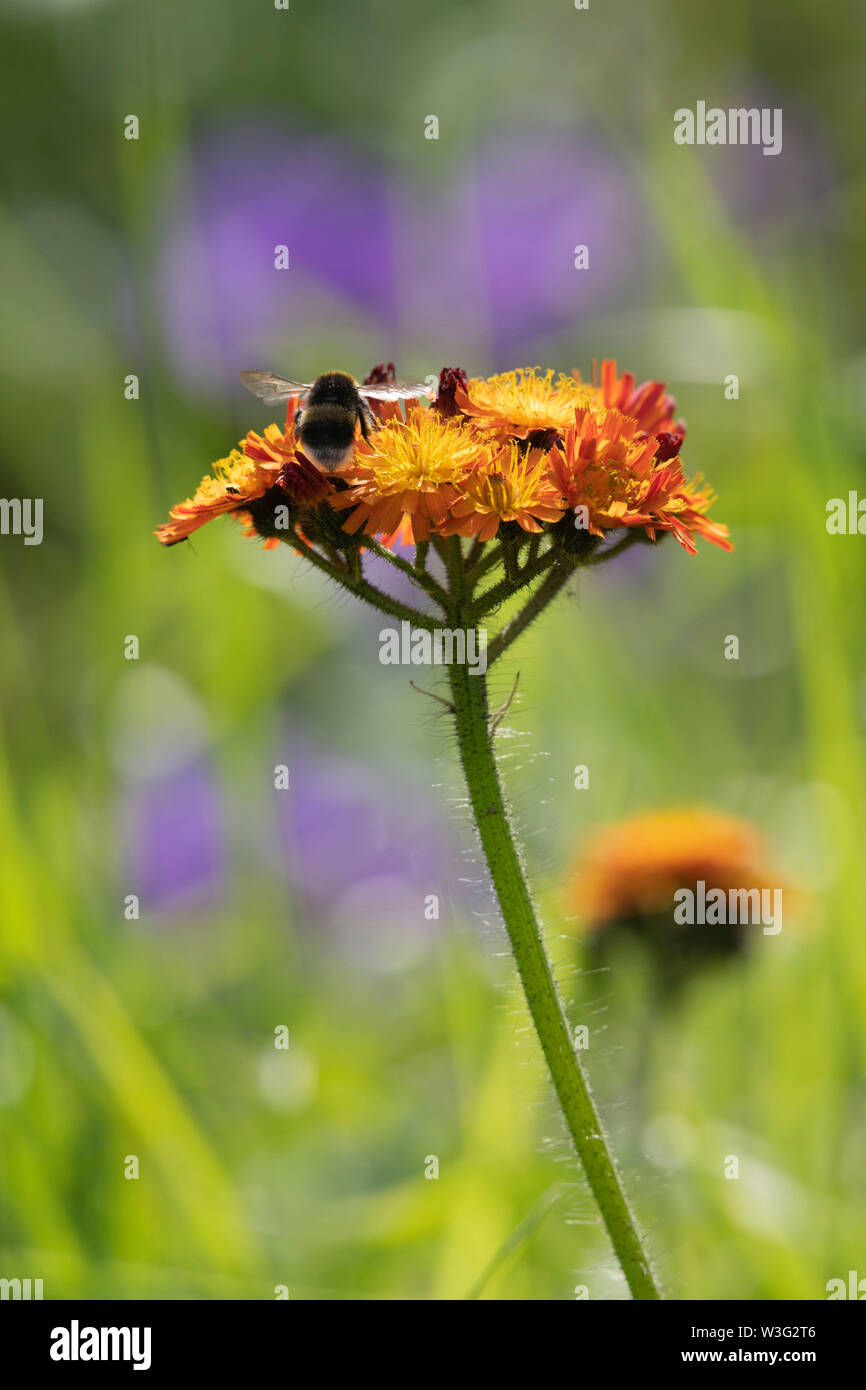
top-left (158, 123), bottom-right (398, 390)
top-left (394, 127), bottom-right (643, 361)
top-left (276, 741), bottom-right (447, 913)
top-left (122, 758), bottom-right (224, 914)
top-left (268, 736), bottom-right (495, 970)
top-left (475, 129), bottom-right (642, 354)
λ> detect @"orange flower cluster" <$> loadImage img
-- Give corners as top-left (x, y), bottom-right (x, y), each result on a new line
top-left (155, 362), bottom-right (731, 555)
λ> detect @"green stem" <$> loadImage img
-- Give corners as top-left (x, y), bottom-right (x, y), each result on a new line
top-left (431, 534), bottom-right (450, 569)
top-left (446, 535), bottom-right (466, 606)
top-left (486, 560), bottom-right (576, 667)
top-left (363, 536), bottom-right (449, 608)
top-left (465, 542), bottom-right (503, 589)
top-left (446, 659), bottom-right (661, 1300)
top-left (469, 545), bottom-right (558, 617)
top-left (465, 535), bottom-right (486, 571)
top-left (584, 529), bottom-right (646, 566)
top-left (286, 529), bottom-right (443, 633)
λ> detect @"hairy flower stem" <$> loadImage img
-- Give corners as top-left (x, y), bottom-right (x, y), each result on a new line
top-left (446, 655), bottom-right (661, 1300)
top-left (486, 559), bottom-right (577, 667)
top-left (363, 536), bottom-right (449, 608)
top-left (465, 543), bottom-right (503, 588)
top-left (286, 529), bottom-right (443, 632)
top-left (469, 545), bottom-right (559, 617)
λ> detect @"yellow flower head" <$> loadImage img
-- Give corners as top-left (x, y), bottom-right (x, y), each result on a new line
top-left (331, 407), bottom-right (493, 542)
top-left (456, 367), bottom-right (596, 441)
top-left (442, 443), bottom-right (566, 541)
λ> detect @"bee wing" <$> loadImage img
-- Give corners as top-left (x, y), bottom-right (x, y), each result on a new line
top-left (358, 381), bottom-right (434, 402)
top-left (240, 371), bottom-right (310, 405)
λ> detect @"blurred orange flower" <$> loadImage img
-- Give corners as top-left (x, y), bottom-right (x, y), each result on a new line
top-left (570, 807), bottom-right (778, 931)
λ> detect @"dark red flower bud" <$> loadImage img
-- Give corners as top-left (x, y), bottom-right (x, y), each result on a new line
top-left (654, 424), bottom-right (686, 462)
top-left (363, 362), bottom-right (397, 385)
top-left (433, 366), bottom-right (469, 418)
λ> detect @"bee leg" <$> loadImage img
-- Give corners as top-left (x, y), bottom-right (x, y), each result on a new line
top-left (359, 402), bottom-right (378, 439)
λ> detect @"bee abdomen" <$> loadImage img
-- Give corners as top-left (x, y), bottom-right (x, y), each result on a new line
top-left (299, 404), bottom-right (358, 466)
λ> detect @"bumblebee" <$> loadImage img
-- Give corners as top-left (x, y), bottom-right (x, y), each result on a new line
top-left (240, 369), bottom-right (432, 470)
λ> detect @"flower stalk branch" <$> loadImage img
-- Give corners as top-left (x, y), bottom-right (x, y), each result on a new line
top-left (485, 557), bottom-right (578, 666)
top-left (469, 543), bottom-right (561, 617)
top-left (285, 526), bottom-right (444, 632)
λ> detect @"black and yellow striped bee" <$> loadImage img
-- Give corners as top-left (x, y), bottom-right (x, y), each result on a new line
top-left (240, 369), bottom-right (433, 470)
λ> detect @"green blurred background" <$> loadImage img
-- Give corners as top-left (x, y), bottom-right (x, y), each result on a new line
top-left (1, 0), bottom-right (865, 1299)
